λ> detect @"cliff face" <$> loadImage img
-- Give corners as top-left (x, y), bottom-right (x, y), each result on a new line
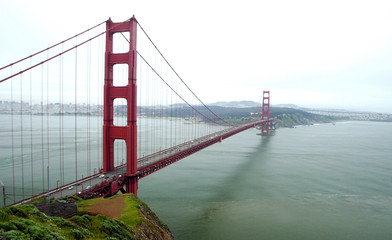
top-left (77, 193), bottom-right (174, 240)
top-left (0, 194), bottom-right (173, 240)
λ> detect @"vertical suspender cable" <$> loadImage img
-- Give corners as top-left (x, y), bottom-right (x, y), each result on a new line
top-left (170, 70), bottom-right (173, 148)
top-left (146, 51), bottom-right (149, 155)
top-left (153, 52), bottom-right (156, 153)
top-left (61, 44), bottom-right (65, 186)
top-left (59, 49), bottom-right (63, 187)
top-left (75, 40), bottom-right (78, 182)
top-left (41, 65), bottom-right (44, 192)
top-left (11, 67), bottom-right (15, 202)
top-left (87, 35), bottom-right (91, 177)
top-left (20, 74), bottom-right (25, 199)
top-left (60, 45), bottom-right (63, 187)
top-left (146, 49), bottom-right (149, 156)
top-left (172, 75), bottom-right (179, 145)
top-left (97, 36), bottom-right (100, 171)
top-left (138, 43), bottom-right (142, 160)
top-left (30, 58), bottom-right (34, 195)
top-left (159, 56), bottom-right (162, 152)
top-left (165, 65), bottom-right (168, 149)
top-left (154, 48), bottom-right (157, 153)
top-left (46, 51), bottom-right (50, 190)
top-left (97, 29), bottom-right (102, 171)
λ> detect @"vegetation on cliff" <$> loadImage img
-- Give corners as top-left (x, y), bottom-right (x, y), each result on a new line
top-left (271, 107), bottom-right (336, 128)
top-left (0, 194), bottom-right (173, 240)
top-left (204, 106), bottom-right (337, 127)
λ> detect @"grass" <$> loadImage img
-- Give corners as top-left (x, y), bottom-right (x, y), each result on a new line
top-left (119, 195), bottom-right (142, 227)
top-left (1, 193), bottom-right (171, 239)
top-left (0, 204), bottom-right (137, 239)
top-left (0, 205), bottom-right (67, 239)
top-left (0, 196), bottom-right (139, 239)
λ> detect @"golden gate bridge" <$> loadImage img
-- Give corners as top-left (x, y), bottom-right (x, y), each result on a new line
top-left (0, 16), bottom-right (273, 207)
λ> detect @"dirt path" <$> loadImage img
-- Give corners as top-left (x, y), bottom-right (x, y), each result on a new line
top-left (85, 195), bottom-right (127, 219)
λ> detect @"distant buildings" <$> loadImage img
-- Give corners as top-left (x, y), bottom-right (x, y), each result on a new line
top-left (0, 100), bottom-right (102, 116)
top-left (309, 109), bottom-right (392, 122)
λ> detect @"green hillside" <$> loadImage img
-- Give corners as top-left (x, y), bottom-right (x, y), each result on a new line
top-left (0, 194), bottom-right (173, 240)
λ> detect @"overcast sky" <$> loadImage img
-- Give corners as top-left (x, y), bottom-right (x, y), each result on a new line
top-left (1, 0), bottom-right (392, 113)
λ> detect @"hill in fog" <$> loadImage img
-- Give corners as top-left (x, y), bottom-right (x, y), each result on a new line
top-left (208, 100), bottom-right (260, 108)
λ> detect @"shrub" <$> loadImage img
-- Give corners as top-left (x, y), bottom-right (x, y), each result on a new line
top-left (0, 221), bottom-right (18, 231)
top-left (50, 216), bottom-right (77, 228)
top-left (25, 225), bottom-right (49, 239)
top-left (5, 206), bottom-right (29, 218)
top-left (1, 229), bottom-right (28, 239)
top-left (70, 227), bottom-right (92, 239)
top-left (12, 219), bottom-right (35, 231)
top-left (1, 219), bottom-right (62, 240)
top-left (102, 219), bottom-right (133, 239)
top-left (4, 204), bottom-right (46, 222)
top-left (0, 209), bottom-right (9, 221)
top-left (71, 214), bottom-right (92, 227)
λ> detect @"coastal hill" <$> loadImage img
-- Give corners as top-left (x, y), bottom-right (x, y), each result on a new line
top-left (207, 101), bottom-right (392, 126)
top-left (0, 194), bottom-right (173, 240)
top-left (208, 100), bottom-right (260, 108)
top-left (206, 102), bottom-right (337, 127)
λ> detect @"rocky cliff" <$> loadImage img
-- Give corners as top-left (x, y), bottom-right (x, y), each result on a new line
top-left (0, 194), bottom-right (173, 240)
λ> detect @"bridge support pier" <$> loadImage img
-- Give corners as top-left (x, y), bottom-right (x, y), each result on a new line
top-left (126, 176), bottom-right (138, 194)
top-left (103, 16), bottom-right (139, 195)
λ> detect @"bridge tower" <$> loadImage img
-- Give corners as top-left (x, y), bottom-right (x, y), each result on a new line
top-left (103, 16), bottom-right (138, 194)
top-left (261, 91), bottom-right (270, 135)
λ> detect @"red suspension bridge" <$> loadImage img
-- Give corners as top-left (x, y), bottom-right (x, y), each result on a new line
top-left (0, 16), bottom-right (274, 207)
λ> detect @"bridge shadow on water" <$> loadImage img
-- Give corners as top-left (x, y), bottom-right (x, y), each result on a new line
top-left (184, 134), bottom-right (273, 238)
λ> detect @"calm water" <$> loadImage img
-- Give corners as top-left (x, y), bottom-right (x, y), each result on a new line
top-left (139, 121), bottom-right (392, 240)
top-left (0, 114), bottom-right (225, 206)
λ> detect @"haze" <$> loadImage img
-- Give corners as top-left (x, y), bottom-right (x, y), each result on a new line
top-left (1, 0), bottom-right (391, 113)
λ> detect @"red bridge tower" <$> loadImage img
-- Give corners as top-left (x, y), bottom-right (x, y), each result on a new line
top-left (103, 16), bottom-right (138, 194)
top-left (261, 91), bottom-right (271, 135)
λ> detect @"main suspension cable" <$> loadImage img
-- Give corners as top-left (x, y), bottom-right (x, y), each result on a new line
top-left (0, 18), bottom-right (132, 84)
top-left (0, 20), bottom-right (106, 71)
top-left (136, 22), bottom-right (233, 126)
top-left (137, 52), bottom-right (229, 126)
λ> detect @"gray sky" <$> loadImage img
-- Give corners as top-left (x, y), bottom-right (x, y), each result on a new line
top-left (1, 0), bottom-right (392, 113)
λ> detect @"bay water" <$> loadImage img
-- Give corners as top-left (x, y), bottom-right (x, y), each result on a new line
top-left (1, 117), bottom-right (391, 239)
top-left (139, 121), bottom-right (392, 239)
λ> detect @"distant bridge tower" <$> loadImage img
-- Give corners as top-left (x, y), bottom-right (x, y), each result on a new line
top-left (261, 91), bottom-right (270, 135)
top-left (103, 16), bottom-right (138, 194)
